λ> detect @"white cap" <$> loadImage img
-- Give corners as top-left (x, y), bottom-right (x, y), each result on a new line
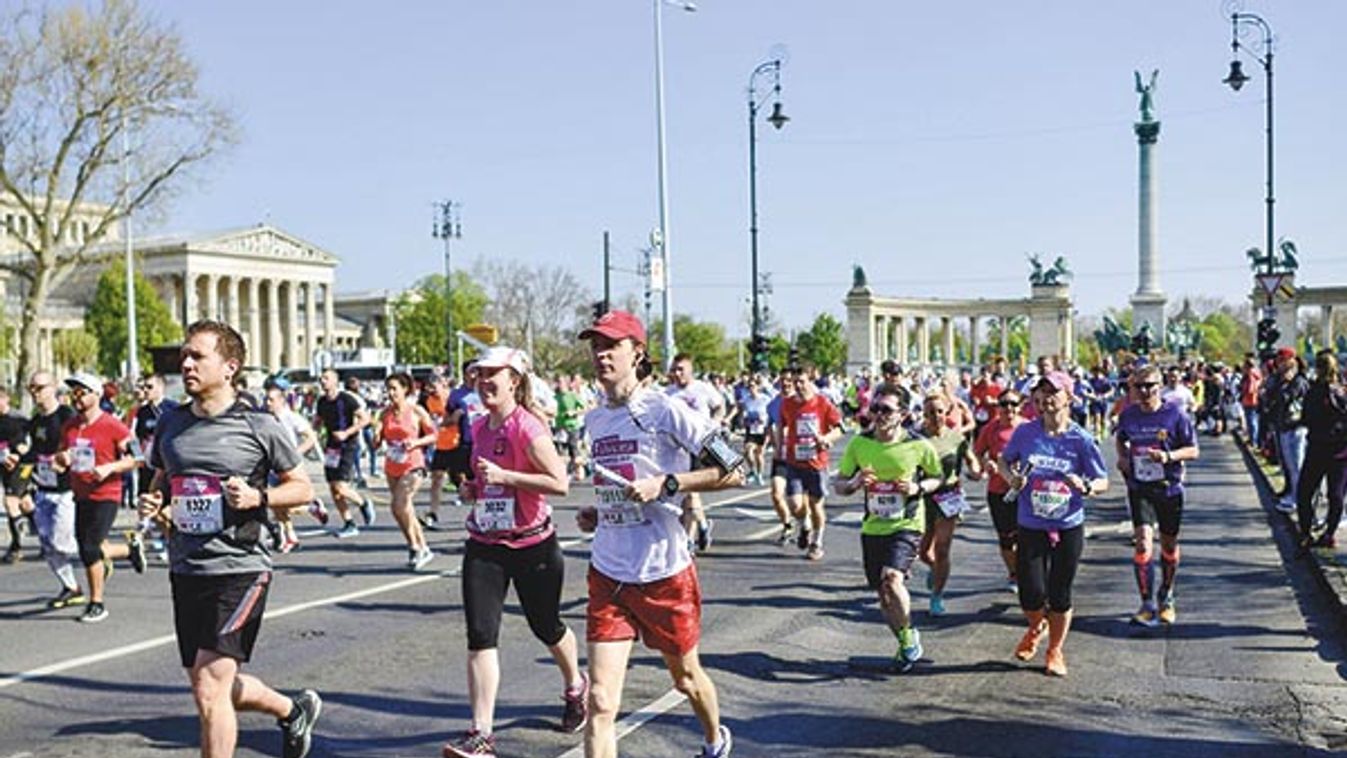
top-left (473, 346), bottom-right (529, 374)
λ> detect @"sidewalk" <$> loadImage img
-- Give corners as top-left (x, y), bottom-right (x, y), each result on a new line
top-left (1234, 431), bottom-right (1347, 627)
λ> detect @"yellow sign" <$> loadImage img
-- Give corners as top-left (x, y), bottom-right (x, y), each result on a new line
top-left (464, 323), bottom-right (498, 345)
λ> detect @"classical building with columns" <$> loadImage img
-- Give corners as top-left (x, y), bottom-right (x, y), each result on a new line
top-left (845, 274), bottom-right (1075, 374)
top-left (2, 199), bottom-right (372, 379)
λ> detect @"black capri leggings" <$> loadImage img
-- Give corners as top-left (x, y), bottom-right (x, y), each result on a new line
top-left (987, 491), bottom-right (1018, 550)
top-left (462, 533), bottom-right (568, 651)
top-left (75, 499), bottom-right (119, 567)
top-left (1016, 525), bottom-right (1084, 613)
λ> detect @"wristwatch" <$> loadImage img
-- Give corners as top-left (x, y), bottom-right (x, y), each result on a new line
top-left (1082, 480), bottom-right (1094, 497)
top-left (662, 474), bottom-right (681, 499)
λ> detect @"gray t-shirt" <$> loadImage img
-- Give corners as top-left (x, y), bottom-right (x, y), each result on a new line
top-left (151, 401), bottom-right (302, 575)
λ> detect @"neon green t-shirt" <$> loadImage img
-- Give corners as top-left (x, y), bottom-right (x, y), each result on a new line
top-left (838, 432), bottom-right (943, 536)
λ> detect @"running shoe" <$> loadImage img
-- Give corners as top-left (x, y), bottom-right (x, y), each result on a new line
top-left (413, 547), bottom-right (435, 571)
top-left (929, 593), bottom-right (946, 617)
top-left (775, 523), bottom-right (793, 546)
top-left (560, 672), bottom-right (590, 733)
top-left (897, 627), bottom-right (923, 672)
top-left (443, 730), bottom-right (496, 757)
top-left (420, 511), bottom-right (441, 531)
top-left (266, 521), bottom-right (284, 551)
top-left (1, 543), bottom-right (20, 564)
top-left (359, 497), bottom-right (377, 526)
top-left (1045, 647), bottom-right (1068, 677)
top-left (806, 543), bottom-right (825, 561)
top-left (1130, 602), bottom-right (1159, 628)
top-left (695, 520), bottom-right (714, 552)
top-left (796, 527), bottom-right (811, 551)
top-left (1315, 534), bottom-right (1338, 550)
top-left (698, 725), bottom-right (733, 758)
top-left (1005, 576), bottom-right (1019, 595)
top-left (127, 531), bottom-right (147, 574)
top-left (308, 500), bottom-right (330, 525)
top-left (79, 602), bottom-right (108, 624)
top-left (280, 689), bottom-right (323, 758)
top-left (334, 522), bottom-right (360, 539)
top-left (1158, 600), bottom-right (1177, 625)
top-left (47, 586), bottom-right (86, 609)
top-left (279, 538), bottom-right (300, 554)
top-left (1274, 500), bottom-right (1296, 515)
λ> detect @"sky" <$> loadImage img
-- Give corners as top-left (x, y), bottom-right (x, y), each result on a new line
top-left (138, 0), bottom-right (1345, 336)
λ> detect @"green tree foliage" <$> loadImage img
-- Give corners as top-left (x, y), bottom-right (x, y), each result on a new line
top-left (979, 316), bottom-right (1030, 364)
top-left (796, 313), bottom-right (848, 374)
top-left (393, 272), bottom-right (488, 366)
top-left (85, 261), bottom-right (182, 376)
top-left (52, 329), bottom-right (99, 372)
top-left (672, 316), bottom-right (737, 375)
top-left (1195, 310), bottom-right (1251, 364)
top-left (767, 333), bottom-right (792, 373)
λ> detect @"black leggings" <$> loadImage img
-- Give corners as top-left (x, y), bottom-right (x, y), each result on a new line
top-left (987, 491), bottom-right (1018, 550)
top-left (462, 533), bottom-right (567, 651)
top-left (75, 499), bottom-right (119, 567)
top-left (1296, 448), bottom-right (1347, 541)
top-left (1017, 525), bottom-right (1084, 613)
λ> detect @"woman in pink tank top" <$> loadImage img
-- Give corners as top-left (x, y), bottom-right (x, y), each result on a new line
top-left (373, 372), bottom-right (437, 570)
top-left (442, 347), bottom-right (585, 758)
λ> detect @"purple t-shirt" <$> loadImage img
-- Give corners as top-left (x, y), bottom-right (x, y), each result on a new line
top-left (1116, 400), bottom-right (1196, 496)
top-left (1002, 420), bottom-right (1108, 531)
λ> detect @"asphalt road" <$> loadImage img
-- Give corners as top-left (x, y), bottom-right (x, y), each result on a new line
top-left (2, 434), bottom-right (1346, 757)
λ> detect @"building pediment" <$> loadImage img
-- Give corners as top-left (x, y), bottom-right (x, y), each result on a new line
top-left (189, 225), bottom-right (339, 267)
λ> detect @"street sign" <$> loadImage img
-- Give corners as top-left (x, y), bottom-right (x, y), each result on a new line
top-left (1256, 273), bottom-right (1286, 298)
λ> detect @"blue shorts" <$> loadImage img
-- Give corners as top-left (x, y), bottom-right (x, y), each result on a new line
top-left (784, 465), bottom-right (825, 499)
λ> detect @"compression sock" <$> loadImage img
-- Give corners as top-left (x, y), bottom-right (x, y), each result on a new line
top-left (1159, 546), bottom-right (1181, 600)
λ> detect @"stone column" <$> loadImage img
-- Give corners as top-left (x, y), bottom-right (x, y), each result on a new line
top-left (917, 317), bottom-right (930, 365)
top-left (226, 276), bottom-right (241, 329)
top-left (942, 317), bottom-right (955, 367)
top-left (999, 315), bottom-right (1010, 359)
top-left (896, 316), bottom-right (909, 364)
top-left (1130, 116), bottom-right (1166, 336)
top-left (182, 273), bottom-right (198, 327)
top-left (323, 283), bottom-right (336, 350)
top-left (305, 282), bottom-right (318, 363)
top-left (1062, 310), bottom-right (1075, 363)
top-left (284, 280), bottom-right (300, 368)
top-left (205, 274), bottom-right (220, 321)
top-left (970, 316), bottom-right (981, 365)
top-left (163, 276), bottom-right (181, 328)
top-left (1325, 305), bottom-right (1336, 348)
top-left (246, 278), bottom-right (261, 360)
top-left (266, 279), bottom-right (281, 370)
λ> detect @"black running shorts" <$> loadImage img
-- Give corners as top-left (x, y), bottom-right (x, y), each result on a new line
top-left (171, 571), bottom-right (271, 668)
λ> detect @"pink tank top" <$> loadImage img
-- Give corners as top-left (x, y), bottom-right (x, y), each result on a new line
top-left (381, 404), bottom-right (429, 478)
top-left (466, 406), bottom-right (553, 549)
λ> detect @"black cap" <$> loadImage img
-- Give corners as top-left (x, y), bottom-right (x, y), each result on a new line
top-left (880, 359), bottom-right (901, 375)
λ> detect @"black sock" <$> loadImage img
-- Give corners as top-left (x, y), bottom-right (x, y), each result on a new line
top-left (284, 700), bottom-right (301, 723)
top-left (6, 515), bottom-right (19, 545)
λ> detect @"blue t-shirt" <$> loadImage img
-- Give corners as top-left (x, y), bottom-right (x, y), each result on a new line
top-left (1115, 400), bottom-right (1195, 496)
top-left (1002, 419), bottom-right (1108, 531)
top-left (766, 393), bottom-right (783, 426)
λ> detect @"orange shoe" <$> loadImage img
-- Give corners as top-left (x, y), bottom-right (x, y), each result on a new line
top-left (1045, 647), bottom-right (1068, 677)
top-left (1014, 610), bottom-right (1047, 661)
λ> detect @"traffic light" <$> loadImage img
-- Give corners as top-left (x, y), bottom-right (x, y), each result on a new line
top-left (749, 333), bottom-right (769, 373)
top-left (591, 300), bottom-right (608, 320)
top-left (1256, 317), bottom-right (1280, 358)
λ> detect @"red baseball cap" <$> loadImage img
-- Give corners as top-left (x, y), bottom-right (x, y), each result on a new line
top-left (1275, 347), bottom-right (1296, 361)
top-left (579, 309), bottom-right (646, 345)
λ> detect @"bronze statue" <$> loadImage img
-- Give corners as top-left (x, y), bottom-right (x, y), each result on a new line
top-left (1135, 69), bottom-right (1159, 123)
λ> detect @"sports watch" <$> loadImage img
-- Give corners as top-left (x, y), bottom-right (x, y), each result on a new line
top-left (662, 474), bottom-right (681, 499)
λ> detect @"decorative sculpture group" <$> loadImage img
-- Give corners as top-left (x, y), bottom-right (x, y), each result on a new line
top-left (1028, 254), bottom-right (1072, 286)
top-left (1246, 239), bottom-right (1299, 274)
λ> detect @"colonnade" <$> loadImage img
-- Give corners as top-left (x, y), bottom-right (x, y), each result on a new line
top-left (869, 313), bottom-right (1020, 367)
top-left (150, 272), bottom-right (338, 371)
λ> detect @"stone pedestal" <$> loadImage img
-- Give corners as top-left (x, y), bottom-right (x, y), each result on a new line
top-left (845, 285), bottom-right (876, 374)
top-left (1028, 284), bottom-right (1071, 361)
top-left (1131, 292), bottom-right (1167, 340)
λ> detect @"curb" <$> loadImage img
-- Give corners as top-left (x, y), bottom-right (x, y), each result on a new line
top-left (1233, 432), bottom-right (1347, 627)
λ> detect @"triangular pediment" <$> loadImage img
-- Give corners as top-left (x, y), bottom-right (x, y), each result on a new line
top-left (192, 225), bottom-right (340, 265)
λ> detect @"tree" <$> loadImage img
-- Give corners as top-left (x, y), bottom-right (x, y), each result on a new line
top-left (393, 272), bottom-right (487, 365)
top-left (52, 328), bottom-right (98, 372)
top-left (673, 316), bottom-right (736, 375)
top-left (796, 313), bottom-right (847, 374)
top-left (474, 259), bottom-right (592, 374)
top-left (0, 0), bottom-right (236, 387)
top-left (85, 259), bottom-right (181, 376)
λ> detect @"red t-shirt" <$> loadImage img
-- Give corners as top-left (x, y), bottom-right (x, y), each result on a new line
top-left (64, 412), bottom-right (131, 502)
top-left (970, 379), bottom-right (1003, 424)
top-left (781, 393), bottom-right (842, 471)
top-left (973, 415), bottom-right (1021, 494)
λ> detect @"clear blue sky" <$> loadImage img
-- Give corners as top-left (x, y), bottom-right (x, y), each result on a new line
top-left (142, 0), bottom-right (1344, 335)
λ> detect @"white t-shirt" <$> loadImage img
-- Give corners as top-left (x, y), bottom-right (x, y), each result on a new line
top-left (276, 407), bottom-right (314, 448)
top-left (1161, 384), bottom-right (1195, 417)
top-left (585, 387), bottom-right (717, 584)
top-left (665, 379), bottom-right (724, 420)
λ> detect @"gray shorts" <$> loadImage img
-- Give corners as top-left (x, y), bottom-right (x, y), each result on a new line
top-left (33, 489), bottom-right (78, 557)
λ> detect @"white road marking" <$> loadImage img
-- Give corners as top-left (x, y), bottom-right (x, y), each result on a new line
top-left (735, 506), bottom-right (778, 521)
top-left (553, 689), bottom-right (688, 758)
top-left (0, 566), bottom-right (460, 691)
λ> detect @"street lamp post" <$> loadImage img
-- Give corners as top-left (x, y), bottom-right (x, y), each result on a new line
top-left (653, 0), bottom-right (695, 369)
top-left (748, 58), bottom-right (789, 373)
top-left (122, 112), bottom-right (138, 384)
top-left (1223, 12), bottom-right (1276, 302)
top-left (432, 200), bottom-right (462, 364)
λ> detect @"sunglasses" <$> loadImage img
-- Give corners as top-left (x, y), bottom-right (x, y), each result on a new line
top-left (872, 404), bottom-right (902, 416)
top-left (1134, 381), bottom-right (1161, 390)
top-left (999, 400), bottom-right (1021, 408)
top-left (26, 384), bottom-right (51, 392)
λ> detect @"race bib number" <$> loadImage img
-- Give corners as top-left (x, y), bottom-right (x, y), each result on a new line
top-left (1132, 447), bottom-right (1165, 483)
top-left (797, 414), bottom-right (820, 439)
top-left (387, 441), bottom-right (408, 465)
top-left (35, 454), bottom-right (57, 488)
top-left (933, 487), bottom-right (969, 518)
top-left (748, 419), bottom-right (766, 435)
top-left (472, 485), bottom-right (517, 532)
top-left (1029, 478), bottom-right (1073, 521)
top-left (794, 441), bottom-right (817, 461)
top-left (70, 440), bottom-right (96, 474)
top-left (323, 447), bottom-right (342, 469)
top-left (596, 485), bottom-right (645, 527)
top-left (867, 481), bottom-right (907, 520)
top-left (974, 407), bottom-right (989, 422)
top-left (170, 476), bottom-right (225, 535)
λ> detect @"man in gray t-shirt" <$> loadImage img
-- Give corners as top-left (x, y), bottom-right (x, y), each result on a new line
top-left (139, 321), bottom-right (321, 758)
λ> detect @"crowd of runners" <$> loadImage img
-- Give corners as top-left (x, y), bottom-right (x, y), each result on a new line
top-left (5, 307), bottom-right (1346, 758)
